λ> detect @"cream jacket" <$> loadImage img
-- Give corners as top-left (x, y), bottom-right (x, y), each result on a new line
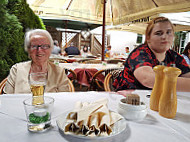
top-left (4, 61), bottom-right (70, 94)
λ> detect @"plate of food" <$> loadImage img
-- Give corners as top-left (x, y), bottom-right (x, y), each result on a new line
top-left (56, 98), bottom-right (128, 140)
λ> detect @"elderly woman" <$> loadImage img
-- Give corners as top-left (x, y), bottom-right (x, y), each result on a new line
top-left (4, 29), bottom-right (70, 93)
top-left (113, 17), bottom-right (190, 91)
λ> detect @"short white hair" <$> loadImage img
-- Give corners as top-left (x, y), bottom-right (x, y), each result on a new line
top-left (24, 29), bottom-right (53, 52)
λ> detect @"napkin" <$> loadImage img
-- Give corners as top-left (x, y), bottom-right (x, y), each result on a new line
top-left (64, 98), bottom-right (123, 136)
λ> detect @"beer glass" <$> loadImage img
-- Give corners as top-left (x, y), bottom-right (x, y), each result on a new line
top-left (28, 72), bottom-right (47, 105)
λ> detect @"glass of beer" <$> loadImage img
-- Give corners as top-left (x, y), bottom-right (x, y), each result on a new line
top-left (28, 72), bottom-right (47, 105)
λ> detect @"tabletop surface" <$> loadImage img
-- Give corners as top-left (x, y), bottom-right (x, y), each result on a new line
top-left (59, 63), bottom-right (124, 71)
top-left (0, 90), bottom-right (190, 142)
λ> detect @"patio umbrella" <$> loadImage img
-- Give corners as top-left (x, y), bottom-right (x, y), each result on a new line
top-left (27, 0), bottom-right (190, 25)
top-left (108, 23), bottom-right (190, 35)
top-left (27, 0), bottom-right (190, 60)
top-left (107, 12), bottom-right (190, 34)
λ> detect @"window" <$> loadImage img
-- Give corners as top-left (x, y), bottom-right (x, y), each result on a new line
top-left (136, 34), bottom-right (143, 43)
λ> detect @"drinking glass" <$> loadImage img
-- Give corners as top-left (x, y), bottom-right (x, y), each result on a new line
top-left (23, 96), bottom-right (54, 132)
top-left (28, 72), bottom-right (47, 105)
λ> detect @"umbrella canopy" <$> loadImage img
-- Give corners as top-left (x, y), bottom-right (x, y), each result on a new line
top-left (26, 0), bottom-right (190, 60)
top-left (107, 12), bottom-right (190, 34)
top-left (107, 22), bottom-right (190, 35)
top-left (27, 0), bottom-right (190, 25)
top-left (42, 18), bottom-right (101, 30)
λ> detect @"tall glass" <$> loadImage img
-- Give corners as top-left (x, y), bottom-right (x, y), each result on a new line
top-left (28, 72), bottom-right (47, 105)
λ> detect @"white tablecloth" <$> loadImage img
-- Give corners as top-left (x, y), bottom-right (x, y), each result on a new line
top-left (0, 90), bottom-right (190, 142)
top-left (59, 63), bottom-right (123, 71)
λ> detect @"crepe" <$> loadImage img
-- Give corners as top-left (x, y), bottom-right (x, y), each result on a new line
top-left (64, 98), bottom-right (123, 137)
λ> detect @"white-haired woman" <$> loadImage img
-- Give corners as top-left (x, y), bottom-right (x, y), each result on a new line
top-left (4, 29), bottom-right (70, 93)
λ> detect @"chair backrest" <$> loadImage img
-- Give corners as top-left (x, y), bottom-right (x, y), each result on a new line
top-left (0, 78), bottom-right (8, 94)
top-left (68, 79), bottom-right (75, 92)
top-left (104, 70), bottom-right (122, 92)
top-left (49, 58), bottom-right (68, 63)
top-left (107, 59), bottom-right (124, 64)
top-left (84, 59), bottom-right (102, 64)
top-left (89, 69), bottom-right (105, 91)
top-left (89, 68), bottom-right (121, 91)
top-left (65, 69), bottom-right (77, 82)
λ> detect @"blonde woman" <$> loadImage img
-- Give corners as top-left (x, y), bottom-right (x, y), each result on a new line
top-left (113, 17), bottom-right (190, 91)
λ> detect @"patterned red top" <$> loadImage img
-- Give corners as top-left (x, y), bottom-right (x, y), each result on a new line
top-left (113, 44), bottom-right (190, 90)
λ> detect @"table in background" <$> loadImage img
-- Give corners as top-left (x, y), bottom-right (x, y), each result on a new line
top-left (0, 90), bottom-right (190, 142)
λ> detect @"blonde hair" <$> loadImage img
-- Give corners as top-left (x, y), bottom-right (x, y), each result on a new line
top-left (144, 17), bottom-right (174, 45)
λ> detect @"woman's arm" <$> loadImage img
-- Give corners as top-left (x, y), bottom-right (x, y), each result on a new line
top-left (134, 66), bottom-right (155, 88)
top-left (134, 66), bottom-right (190, 92)
top-left (3, 65), bottom-right (17, 94)
top-left (177, 77), bottom-right (190, 92)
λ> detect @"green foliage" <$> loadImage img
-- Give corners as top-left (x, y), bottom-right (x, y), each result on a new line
top-left (0, 2), bottom-right (24, 81)
top-left (173, 32), bottom-right (187, 54)
top-left (7, 0), bottom-right (46, 32)
top-left (0, 0), bottom-right (46, 81)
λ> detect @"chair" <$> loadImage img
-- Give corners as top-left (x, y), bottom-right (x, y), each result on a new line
top-left (49, 58), bottom-right (68, 63)
top-left (89, 68), bottom-right (121, 91)
top-left (68, 79), bottom-right (75, 92)
top-left (84, 59), bottom-right (102, 64)
top-left (104, 70), bottom-right (122, 92)
top-left (65, 69), bottom-right (77, 82)
top-left (89, 69), bottom-right (105, 91)
top-left (107, 59), bottom-right (124, 64)
top-left (0, 78), bottom-right (7, 94)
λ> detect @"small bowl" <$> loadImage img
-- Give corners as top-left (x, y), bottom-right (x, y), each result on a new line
top-left (117, 98), bottom-right (147, 121)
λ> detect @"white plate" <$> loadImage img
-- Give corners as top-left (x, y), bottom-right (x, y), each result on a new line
top-left (56, 112), bottom-right (128, 140)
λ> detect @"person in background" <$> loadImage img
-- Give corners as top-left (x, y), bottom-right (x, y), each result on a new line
top-left (125, 46), bottom-right (130, 56)
top-left (63, 43), bottom-right (80, 56)
top-left (4, 29), bottom-right (71, 94)
top-left (113, 17), bottom-right (190, 91)
top-left (105, 45), bottom-right (113, 58)
top-left (51, 40), bottom-right (61, 55)
top-left (80, 45), bottom-right (92, 57)
top-left (182, 42), bottom-right (190, 67)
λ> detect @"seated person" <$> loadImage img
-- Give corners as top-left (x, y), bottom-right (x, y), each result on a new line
top-left (113, 17), bottom-right (190, 92)
top-left (80, 45), bottom-right (92, 57)
top-left (4, 29), bottom-right (71, 94)
top-left (182, 42), bottom-right (190, 67)
top-left (105, 45), bottom-right (113, 58)
top-left (125, 46), bottom-right (130, 56)
top-left (51, 40), bottom-right (61, 55)
top-left (63, 43), bottom-right (80, 56)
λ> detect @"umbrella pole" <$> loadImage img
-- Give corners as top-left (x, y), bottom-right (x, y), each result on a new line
top-left (101, 0), bottom-right (106, 61)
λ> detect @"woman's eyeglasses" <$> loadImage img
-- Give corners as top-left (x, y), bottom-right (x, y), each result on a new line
top-left (30, 44), bottom-right (50, 50)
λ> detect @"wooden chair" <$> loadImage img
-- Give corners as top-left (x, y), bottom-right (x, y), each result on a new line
top-left (89, 68), bottom-right (121, 91)
top-left (107, 59), bottom-right (124, 64)
top-left (89, 69), bottom-right (105, 91)
top-left (68, 79), bottom-right (75, 92)
top-left (84, 59), bottom-right (102, 64)
top-left (0, 78), bottom-right (8, 94)
top-left (65, 69), bottom-right (77, 82)
top-left (104, 70), bottom-right (122, 92)
top-left (49, 58), bottom-right (68, 63)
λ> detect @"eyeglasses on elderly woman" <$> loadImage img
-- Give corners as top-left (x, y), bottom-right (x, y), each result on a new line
top-left (30, 44), bottom-right (50, 50)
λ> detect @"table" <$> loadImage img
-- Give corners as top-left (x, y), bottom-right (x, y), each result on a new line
top-left (59, 63), bottom-right (124, 71)
top-left (50, 54), bottom-right (96, 63)
top-left (0, 90), bottom-right (190, 142)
